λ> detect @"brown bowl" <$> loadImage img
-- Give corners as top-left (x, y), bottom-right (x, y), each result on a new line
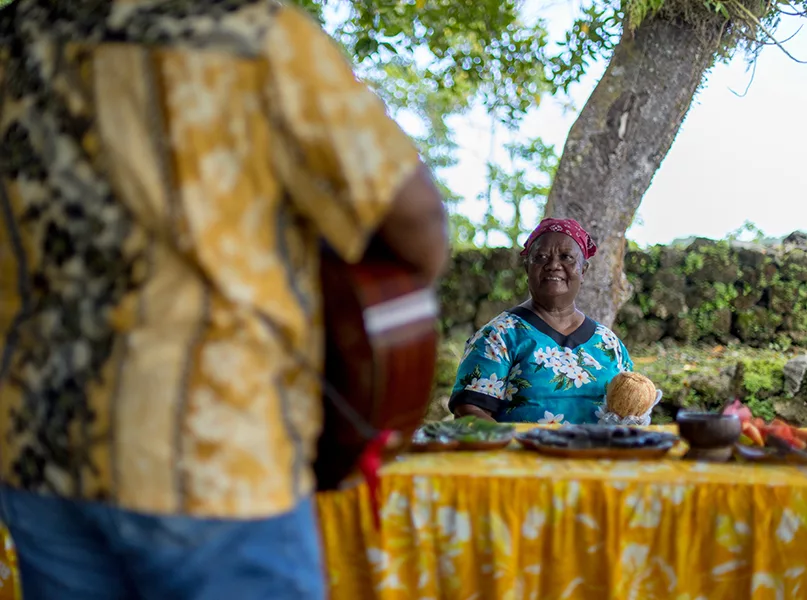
top-left (676, 412), bottom-right (741, 450)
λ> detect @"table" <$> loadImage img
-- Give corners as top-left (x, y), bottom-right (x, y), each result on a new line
top-left (316, 426), bottom-right (807, 600)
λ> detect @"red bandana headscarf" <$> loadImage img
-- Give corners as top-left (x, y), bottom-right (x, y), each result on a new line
top-left (521, 218), bottom-right (597, 260)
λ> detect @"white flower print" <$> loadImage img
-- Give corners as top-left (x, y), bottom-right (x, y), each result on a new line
top-left (483, 330), bottom-right (509, 363)
top-left (547, 357), bottom-right (565, 375)
top-left (522, 508), bottom-right (546, 539)
top-left (466, 374), bottom-right (506, 399)
top-left (581, 351), bottom-right (603, 370)
top-left (493, 314), bottom-right (519, 333)
top-left (777, 508), bottom-right (801, 543)
top-left (595, 325), bottom-right (626, 371)
top-left (501, 363), bottom-right (532, 412)
top-left (596, 325), bottom-right (619, 349)
top-left (537, 411), bottom-right (566, 425)
top-left (461, 331), bottom-right (484, 362)
top-left (534, 345), bottom-right (599, 391)
top-left (569, 367), bottom-right (592, 388)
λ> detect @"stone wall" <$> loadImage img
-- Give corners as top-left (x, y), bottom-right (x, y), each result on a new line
top-left (438, 236), bottom-right (807, 348)
top-left (431, 235), bottom-right (807, 424)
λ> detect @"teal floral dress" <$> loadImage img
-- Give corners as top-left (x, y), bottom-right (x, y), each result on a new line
top-left (449, 307), bottom-right (634, 424)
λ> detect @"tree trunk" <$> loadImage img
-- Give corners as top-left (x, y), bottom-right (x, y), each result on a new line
top-left (545, 16), bottom-right (723, 327)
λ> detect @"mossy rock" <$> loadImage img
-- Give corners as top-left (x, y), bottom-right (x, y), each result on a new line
top-left (446, 322), bottom-right (475, 341)
top-left (735, 246), bottom-right (771, 271)
top-left (452, 250), bottom-right (495, 297)
top-left (685, 240), bottom-right (741, 285)
top-left (712, 307), bottom-right (733, 341)
top-left (612, 322), bottom-right (629, 342)
top-left (780, 249), bottom-right (807, 283)
top-left (486, 248), bottom-right (520, 273)
top-left (624, 249), bottom-right (658, 280)
top-left (772, 396), bottom-right (807, 426)
top-left (616, 303), bottom-right (645, 328)
top-left (769, 280), bottom-right (803, 314)
top-left (782, 304), bottom-right (807, 332)
top-left (429, 336), bottom-right (465, 420)
top-left (671, 314), bottom-right (699, 343)
top-left (439, 289), bottom-right (477, 330)
top-left (624, 318), bottom-right (667, 346)
top-left (685, 283), bottom-right (718, 307)
top-left (659, 246), bottom-right (686, 269)
top-left (785, 331), bottom-right (807, 347)
top-left (687, 370), bottom-right (734, 408)
top-left (735, 307), bottom-right (784, 344)
top-left (685, 305), bottom-right (732, 342)
top-left (731, 284), bottom-right (764, 312)
top-left (649, 286), bottom-right (687, 320)
top-left (650, 267), bottom-right (686, 294)
top-left (474, 299), bottom-right (512, 329)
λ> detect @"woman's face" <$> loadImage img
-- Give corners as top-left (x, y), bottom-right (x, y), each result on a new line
top-left (525, 232), bottom-right (588, 307)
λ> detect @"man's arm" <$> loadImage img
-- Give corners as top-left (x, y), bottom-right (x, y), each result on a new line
top-left (262, 7), bottom-right (449, 271)
top-left (377, 164), bottom-right (448, 284)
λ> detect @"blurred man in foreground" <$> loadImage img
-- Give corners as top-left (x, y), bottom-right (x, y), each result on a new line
top-left (0, 1), bottom-right (448, 598)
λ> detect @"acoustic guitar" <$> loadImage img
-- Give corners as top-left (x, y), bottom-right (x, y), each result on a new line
top-left (314, 244), bottom-right (440, 491)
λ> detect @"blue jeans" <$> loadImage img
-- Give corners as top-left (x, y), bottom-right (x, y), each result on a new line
top-left (0, 486), bottom-right (325, 600)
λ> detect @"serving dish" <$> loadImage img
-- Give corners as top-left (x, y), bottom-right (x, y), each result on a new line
top-left (411, 416), bottom-right (514, 452)
top-left (515, 424), bottom-right (678, 460)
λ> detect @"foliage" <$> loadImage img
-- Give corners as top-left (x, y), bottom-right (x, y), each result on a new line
top-left (623, 0), bottom-right (807, 62)
top-left (476, 136), bottom-right (559, 247)
top-left (742, 357), bottom-right (787, 420)
top-left (293, 1), bottom-right (805, 253)
top-left (292, 0), bottom-right (623, 248)
top-left (728, 220), bottom-right (767, 243)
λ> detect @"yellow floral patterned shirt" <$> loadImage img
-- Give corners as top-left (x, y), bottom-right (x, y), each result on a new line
top-left (0, 0), bottom-right (419, 518)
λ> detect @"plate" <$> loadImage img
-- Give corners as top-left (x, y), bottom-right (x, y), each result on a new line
top-left (516, 425), bottom-right (678, 460)
top-left (456, 436), bottom-right (514, 451)
top-left (411, 417), bottom-right (515, 453)
top-left (410, 439), bottom-right (460, 453)
top-left (733, 441), bottom-right (807, 465)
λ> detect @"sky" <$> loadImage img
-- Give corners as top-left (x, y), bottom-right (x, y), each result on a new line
top-left (427, 2), bottom-right (807, 247)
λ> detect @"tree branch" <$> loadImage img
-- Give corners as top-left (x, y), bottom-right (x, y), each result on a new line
top-left (728, 0), bottom-right (807, 63)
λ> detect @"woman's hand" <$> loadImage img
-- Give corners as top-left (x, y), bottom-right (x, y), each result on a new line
top-left (453, 404), bottom-right (496, 422)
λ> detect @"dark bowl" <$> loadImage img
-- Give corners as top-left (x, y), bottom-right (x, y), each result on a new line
top-left (676, 412), bottom-right (741, 449)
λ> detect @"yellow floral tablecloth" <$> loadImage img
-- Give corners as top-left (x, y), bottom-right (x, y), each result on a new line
top-left (316, 426), bottom-right (807, 600)
top-left (0, 524), bottom-right (19, 600)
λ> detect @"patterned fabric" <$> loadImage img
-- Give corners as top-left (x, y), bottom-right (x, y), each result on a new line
top-left (0, 0), bottom-right (420, 518)
top-left (449, 308), bottom-right (633, 424)
top-left (317, 426), bottom-right (807, 600)
top-left (0, 523), bottom-right (19, 600)
top-left (520, 217), bottom-right (598, 259)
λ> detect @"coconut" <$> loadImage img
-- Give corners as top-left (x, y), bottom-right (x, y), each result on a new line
top-left (606, 372), bottom-right (657, 418)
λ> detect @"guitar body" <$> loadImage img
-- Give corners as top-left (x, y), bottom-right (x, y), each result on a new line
top-left (314, 246), bottom-right (439, 491)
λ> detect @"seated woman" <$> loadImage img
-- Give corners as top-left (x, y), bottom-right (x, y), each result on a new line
top-left (449, 218), bottom-right (633, 424)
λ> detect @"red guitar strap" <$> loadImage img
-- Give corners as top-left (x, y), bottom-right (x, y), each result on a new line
top-left (357, 429), bottom-right (395, 530)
